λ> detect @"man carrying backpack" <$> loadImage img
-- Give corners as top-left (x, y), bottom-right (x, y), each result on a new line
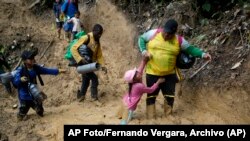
top-left (71, 24), bottom-right (107, 102)
top-left (12, 50), bottom-right (66, 121)
top-left (138, 19), bottom-right (212, 119)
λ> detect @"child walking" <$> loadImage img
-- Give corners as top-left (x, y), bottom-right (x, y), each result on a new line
top-left (67, 11), bottom-right (83, 41)
top-left (117, 57), bottom-right (165, 125)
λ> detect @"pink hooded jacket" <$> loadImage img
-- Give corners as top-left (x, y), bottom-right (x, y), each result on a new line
top-left (122, 60), bottom-right (159, 111)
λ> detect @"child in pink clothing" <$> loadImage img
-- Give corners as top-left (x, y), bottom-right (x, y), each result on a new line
top-left (117, 58), bottom-right (165, 125)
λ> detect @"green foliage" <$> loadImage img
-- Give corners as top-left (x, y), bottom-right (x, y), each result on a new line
top-left (202, 1), bottom-right (211, 12)
top-left (197, 0), bottom-right (246, 18)
top-left (199, 18), bottom-right (209, 26)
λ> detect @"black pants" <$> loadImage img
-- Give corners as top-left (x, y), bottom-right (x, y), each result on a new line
top-left (146, 74), bottom-right (178, 107)
top-left (80, 72), bottom-right (98, 98)
top-left (17, 99), bottom-right (44, 119)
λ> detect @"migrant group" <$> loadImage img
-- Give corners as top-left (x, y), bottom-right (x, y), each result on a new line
top-left (0, 0), bottom-right (211, 125)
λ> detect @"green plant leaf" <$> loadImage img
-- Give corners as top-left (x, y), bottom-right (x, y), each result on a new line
top-left (202, 2), bottom-right (211, 12)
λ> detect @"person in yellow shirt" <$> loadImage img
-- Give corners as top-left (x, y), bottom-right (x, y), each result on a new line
top-left (138, 19), bottom-right (212, 119)
top-left (71, 24), bottom-right (107, 101)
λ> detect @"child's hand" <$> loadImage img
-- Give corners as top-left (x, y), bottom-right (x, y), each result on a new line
top-left (156, 78), bottom-right (165, 84)
top-left (142, 52), bottom-right (152, 62)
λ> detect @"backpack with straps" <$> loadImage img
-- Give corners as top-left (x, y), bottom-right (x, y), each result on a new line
top-left (64, 31), bottom-right (86, 60)
top-left (65, 33), bottom-right (91, 67)
top-left (150, 28), bottom-right (195, 69)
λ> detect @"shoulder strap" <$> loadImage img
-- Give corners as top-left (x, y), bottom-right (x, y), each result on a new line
top-left (177, 35), bottom-right (183, 48)
top-left (33, 64), bottom-right (44, 86)
top-left (21, 65), bottom-right (44, 86)
top-left (83, 34), bottom-right (90, 45)
top-left (20, 66), bottom-right (32, 83)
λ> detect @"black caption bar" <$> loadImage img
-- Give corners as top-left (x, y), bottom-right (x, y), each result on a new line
top-left (64, 125), bottom-right (249, 140)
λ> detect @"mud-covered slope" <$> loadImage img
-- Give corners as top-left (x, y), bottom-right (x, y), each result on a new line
top-left (0, 0), bottom-right (249, 141)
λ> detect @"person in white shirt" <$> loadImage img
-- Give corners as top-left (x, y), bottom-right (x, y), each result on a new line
top-left (68, 11), bottom-right (83, 41)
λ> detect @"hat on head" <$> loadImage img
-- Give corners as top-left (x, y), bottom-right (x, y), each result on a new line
top-left (21, 50), bottom-right (35, 60)
top-left (124, 68), bottom-right (137, 83)
top-left (164, 19), bottom-right (178, 34)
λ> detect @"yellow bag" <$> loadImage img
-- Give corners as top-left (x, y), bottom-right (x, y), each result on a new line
top-left (59, 13), bottom-right (65, 22)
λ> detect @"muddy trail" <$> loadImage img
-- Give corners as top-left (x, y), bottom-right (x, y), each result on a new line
top-left (0, 0), bottom-right (250, 141)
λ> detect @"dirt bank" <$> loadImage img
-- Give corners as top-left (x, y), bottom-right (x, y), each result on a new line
top-left (0, 0), bottom-right (249, 141)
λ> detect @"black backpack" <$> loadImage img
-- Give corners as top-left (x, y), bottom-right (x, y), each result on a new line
top-left (68, 34), bottom-right (92, 67)
top-left (176, 51), bottom-right (196, 69)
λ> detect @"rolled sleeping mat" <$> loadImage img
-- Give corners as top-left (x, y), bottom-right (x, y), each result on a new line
top-left (76, 62), bottom-right (100, 74)
top-left (28, 83), bottom-right (47, 103)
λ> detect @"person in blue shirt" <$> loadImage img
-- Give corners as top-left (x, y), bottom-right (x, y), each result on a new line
top-left (61, 0), bottom-right (79, 41)
top-left (61, 0), bottom-right (78, 18)
top-left (13, 50), bottom-right (66, 121)
top-left (53, 0), bottom-right (64, 39)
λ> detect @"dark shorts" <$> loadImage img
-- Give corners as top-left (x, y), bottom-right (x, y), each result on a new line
top-left (56, 21), bottom-right (64, 28)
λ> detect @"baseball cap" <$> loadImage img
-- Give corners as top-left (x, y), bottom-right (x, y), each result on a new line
top-left (164, 19), bottom-right (178, 34)
top-left (21, 50), bottom-right (35, 60)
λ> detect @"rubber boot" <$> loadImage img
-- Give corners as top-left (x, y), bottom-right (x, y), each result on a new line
top-left (120, 119), bottom-right (127, 125)
top-left (127, 110), bottom-right (133, 121)
top-left (164, 102), bottom-right (172, 117)
top-left (146, 104), bottom-right (156, 119)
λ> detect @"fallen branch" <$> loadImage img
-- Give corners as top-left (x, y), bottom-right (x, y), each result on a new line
top-left (11, 37), bottom-right (54, 71)
top-left (12, 58), bottom-right (22, 71)
top-left (189, 61), bottom-right (210, 79)
top-left (39, 38), bottom-right (54, 61)
top-left (238, 29), bottom-right (244, 46)
top-left (28, 0), bottom-right (40, 9)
